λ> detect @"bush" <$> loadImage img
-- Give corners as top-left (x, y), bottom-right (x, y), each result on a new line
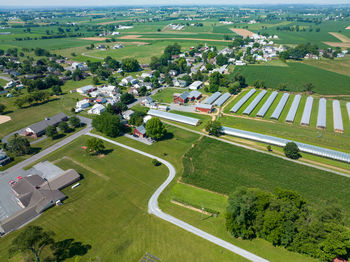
top-left (152, 159), bottom-right (161, 166)
top-left (283, 142), bottom-right (301, 159)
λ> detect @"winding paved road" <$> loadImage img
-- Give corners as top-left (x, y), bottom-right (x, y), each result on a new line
top-left (87, 133), bottom-right (269, 262)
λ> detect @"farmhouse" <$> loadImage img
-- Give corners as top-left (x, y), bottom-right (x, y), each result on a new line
top-left (122, 109), bottom-right (134, 120)
top-left (88, 104), bottom-right (106, 115)
top-left (0, 169), bottom-right (80, 234)
top-left (76, 99), bottom-right (90, 110)
top-left (134, 125), bottom-right (147, 138)
top-left (195, 103), bottom-right (213, 113)
top-left (77, 85), bottom-right (96, 94)
top-left (25, 113), bottom-right (68, 138)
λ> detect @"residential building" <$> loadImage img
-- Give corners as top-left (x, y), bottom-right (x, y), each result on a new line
top-left (77, 85), bottom-right (96, 94)
top-left (122, 110), bottom-right (134, 120)
top-left (189, 81), bottom-right (203, 90)
top-left (0, 150), bottom-right (10, 167)
top-left (88, 104), bottom-right (106, 115)
top-left (25, 113), bottom-right (68, 138)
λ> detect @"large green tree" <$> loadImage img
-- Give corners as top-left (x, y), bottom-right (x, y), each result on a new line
top-left (86, 137), bottom-right (105, 155)
top-left (6, 135), bottom-right (31, 156)
top-left (121, 58), bottom-right (141, 72)
top-left (283, 142), bottom-right (301, 159)
top-left (46, 125), bottom-right (57, 139)
top-left (92, 112), bottom-right (124, 137)
top-left (0, 103), bottom-right (5, 114)
top-left (205, 120), bottom-right (222, 136)
top-left (145, 117), bottom-right (167, 141)
top-left (9, 226), bottom-right (55, 262)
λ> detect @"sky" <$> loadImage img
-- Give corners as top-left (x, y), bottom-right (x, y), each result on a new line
top-left (1, 0), bottom-right (350, 7)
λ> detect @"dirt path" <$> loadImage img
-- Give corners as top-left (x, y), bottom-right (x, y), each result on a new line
top-left (329, 32), bottom-right (350, 42)
top-left (170, 200), bottom-right (213, 216)
top-left (0, 116), bottom-right (11, 125)
top-left (230, 28), bottom-right (254, 37)
top-left (54, 156), bottom-right (110, 180)
top-left (80, 37), bottom-right (109, 41)
top-left (325, 32), bottom-right (350, 47)
top-left (81, 52), bottom-right (104, 60)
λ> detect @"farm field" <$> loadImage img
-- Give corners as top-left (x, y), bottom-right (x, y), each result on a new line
top-left (302, 57), bottom-right (350, 77)
top-left (233, 62), bottom-right (350, 95)
top-left (0, 135), bottom-right (247, 262)
top-left (181, 136), bottom-right (350, 226)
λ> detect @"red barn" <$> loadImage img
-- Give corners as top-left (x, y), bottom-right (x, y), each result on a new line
top-left (173, 92), bottom-right (189, 105)
top-left (134, 125), bottom-right (147, 138)
top-left (195, 103), bottom-right (213, 113)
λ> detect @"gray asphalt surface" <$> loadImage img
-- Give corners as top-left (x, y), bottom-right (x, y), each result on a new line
top-left (87, 133), bottom-right (269, 262)
top-left (0, 116), bottom-right (92, 175)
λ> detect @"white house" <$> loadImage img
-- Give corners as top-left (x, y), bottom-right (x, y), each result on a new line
top-left (88, 104), bottom-right (105, 115)
top-left (189, 81), bottom-right (203, 90)
top-left (77, 85), bottom-right (95, 94)
top-left (76, 99), bottom-right (90, 110)
top-left (111, 32), bottom-right (120, 36)
top-left (122, 110), bottom-right (134, 120)
top-left (113, 43), bottom-right (124, 49)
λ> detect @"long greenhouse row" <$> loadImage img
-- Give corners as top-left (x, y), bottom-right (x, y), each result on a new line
top-left (230, 89), bottom-right (349, 133)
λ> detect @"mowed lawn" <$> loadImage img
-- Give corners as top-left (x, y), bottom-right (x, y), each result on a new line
top-left (0, 135), bottom-right (246, 262)
top-left (233, 62), bottom-right (350, 95)
top-left (181, 137), bottom-right (350, 225)
top-left (0, 78), bottom-right (92, 138)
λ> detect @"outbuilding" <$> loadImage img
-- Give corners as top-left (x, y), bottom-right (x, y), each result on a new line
top-left (134, 125), bottom-right (147, 138)
top-left (195, 103), bottom-right (213, 113)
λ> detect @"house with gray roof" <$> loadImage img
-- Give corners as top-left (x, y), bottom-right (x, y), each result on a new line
top-left (25, 112), bottom-right (68, 138)
top-left (0, 150), bottom-right (10, 167)
top-left (0, 169), bottom-right (80, 234)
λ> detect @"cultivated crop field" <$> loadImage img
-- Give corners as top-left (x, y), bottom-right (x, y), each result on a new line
top-left (181, 136), bottom-right (350, 225)
top-left (233, 62), bottom-right (350, 95)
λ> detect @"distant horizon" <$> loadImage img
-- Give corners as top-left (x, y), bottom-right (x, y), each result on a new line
top-left (1, 0), bottom-right (350, 8)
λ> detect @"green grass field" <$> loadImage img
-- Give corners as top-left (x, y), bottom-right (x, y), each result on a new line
top-left (151, 88), bottom-right (186, 103)
top-left (0, 135), bottom-right (247, 262)
top-left (181, 136), bottom-right (350, 226)
top-left (0, 78), bottom-right (92, 138)
top-left (233, 62), bottom-right (350, 95)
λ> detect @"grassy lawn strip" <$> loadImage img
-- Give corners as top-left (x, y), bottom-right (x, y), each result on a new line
top-left (181, 136), bottom-right (350, 225)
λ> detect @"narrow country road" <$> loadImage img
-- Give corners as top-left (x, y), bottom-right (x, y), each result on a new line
top-left (87, 133), bottom-right (269, 262)
top-left (0, 116), bottom-right (92, 175)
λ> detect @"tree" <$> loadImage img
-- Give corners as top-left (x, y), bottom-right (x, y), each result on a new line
top-left (228, 81), bottom-right (241, 94)
top-left (152, 159), bottom-right (161, 166)
top-left (86, 137), bottom-right (105, 155)
top-left (205, 120), bottom-right (222, 136)
top-left (58, 121), bottom-right (70, 133)
top-left (0, 103), bottom-right (5, 114)
top-left (145, 117), bottom-right (167, 141)
top-left (9, 226), bottom-right (55, 262)
top-left (69, 116), bottom-right (81, 128)
top-left (72, 68), bottom-right (83, 81)
top-left (129, 111), bottom-right (145, 126)
top-left (216, 54), bottom-right (228, 66)
top-left (283, 142), bottom-right (301, 159)
top-left (51, 85), bottom-right (62, 95)
top-left (120, 93), bottom-right (135, 105)
top-left (121, 58), bottom-right (141, 72)
top-left (6, 135), bottom-right (31, 156)
top-left (304, 82), bottom-right (314, 93)
top-left (92, 112), bottom-right (124, 137)
top-left (46, 125), bottom-right (57, 139)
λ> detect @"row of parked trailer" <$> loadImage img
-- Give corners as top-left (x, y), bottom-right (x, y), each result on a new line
top-left (230, 89), bottom-right (348, 133)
